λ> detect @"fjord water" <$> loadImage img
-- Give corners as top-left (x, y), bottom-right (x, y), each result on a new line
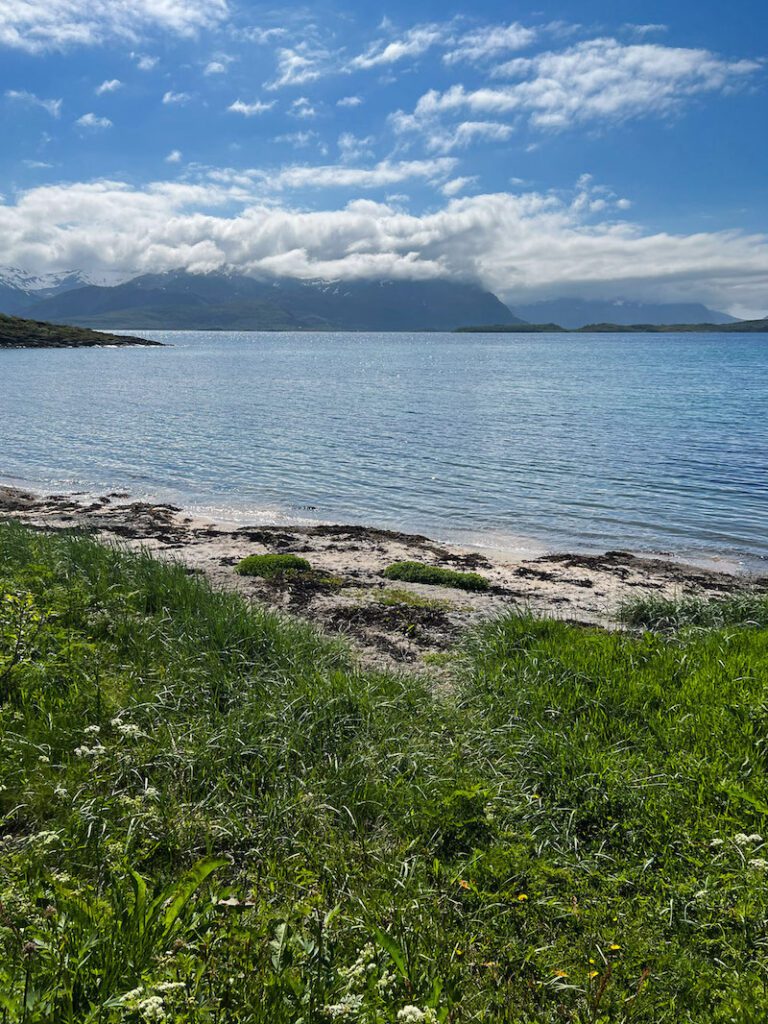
top-left (2, 331), bottom-right (767, 565)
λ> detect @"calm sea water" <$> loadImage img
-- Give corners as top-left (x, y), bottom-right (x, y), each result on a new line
top-left (2, 331), bottom-right (767, 566)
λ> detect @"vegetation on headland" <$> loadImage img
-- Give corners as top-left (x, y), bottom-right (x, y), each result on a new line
top-left (455, 319), bottom-right (768, 333)
top-left (3, 522), bottom-right (768, 1021)
top-left (384, 561), bottom-right (490, 592)
top-left (0, 313), bottom-right (161, 348)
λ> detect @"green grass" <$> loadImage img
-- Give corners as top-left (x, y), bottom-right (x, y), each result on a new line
top-left (235, 552), bottom-right (312, 578)
top-left (383, 561), bottom-right (490, 592)
top-left (621, 590), bottom-right (768, 630)
top-left (2, 521), bottom-right (768, 1021)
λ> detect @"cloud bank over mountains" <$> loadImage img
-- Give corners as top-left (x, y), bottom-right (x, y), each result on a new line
top-left (2, 175), bottom-right (767, 315)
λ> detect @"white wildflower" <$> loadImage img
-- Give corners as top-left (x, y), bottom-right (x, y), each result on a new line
top-left (154, 981), bottom-right (185, 993)
top-left (118, 987), bottom-right (144, 1007)
top-left (323, 993), bottom-right (363, 1018)
top-left (397, 1008), bottom-right (437, 1024)
top-left (84, 725), bottom-right (101, 735)
top-left (143, 787), bottom-right (160, 800)
top-left (734, 833), bottom-right (751, 846)
top-left (376, 970), bottom-right (397, 995)
top-left (113, 720), bottom-right (143, 739)
top-left (339, 943), bottom-right (377, 987)
top-left (748, 858), bottom-right (768, 871)
top-left (74, 744), bottom-right (106, 759)
top-left (137, 995), bottom-right (166, 1021)
top-left (709, 838), bottom-right (724, 847)
top-left (38, 755), bottom-right (50, 763)
top-left (748, 833), bottom-right (764, 844)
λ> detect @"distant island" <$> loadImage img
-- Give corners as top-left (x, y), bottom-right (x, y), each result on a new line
top-left (0, 313), bottom-right (162, 348)
top-left (456, 319), bottom-right (768, 334)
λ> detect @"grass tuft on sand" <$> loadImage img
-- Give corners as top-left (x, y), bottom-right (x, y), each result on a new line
top-left (235, 552), bottom-right (312, 578)
top-left (384, 560), bottom-right (489, 592)
top-left (2, 521), bottom-right (768, 1022)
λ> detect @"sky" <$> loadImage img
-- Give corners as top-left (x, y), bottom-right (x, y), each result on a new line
top-left (0, 0), bottom-right (767, 315)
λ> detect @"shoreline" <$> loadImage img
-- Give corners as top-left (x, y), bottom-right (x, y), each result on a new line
top-left (3, 483), bottom-right (766, 669)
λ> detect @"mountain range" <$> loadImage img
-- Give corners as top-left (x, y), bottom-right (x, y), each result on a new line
top-left (511, 297), bottom-right (737, 327)
top-left (0, 270), bottom-right (523, 332)
top-left (0, 267), bottom-right (748, 330)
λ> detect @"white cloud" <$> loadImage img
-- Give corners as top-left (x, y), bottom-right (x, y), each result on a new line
top-left (165, 149), bottom-right (183, 163)
top-left (399, 39), bottom-right (761, 137)
top-left (350, 23), bottom-right (447, 69)
top-left (426, 120), bottom-right (514, 153)
top-left (76, 112), bottom-right (112, 129)
top-left (338, 132), bottom-right (375, 162)
top-left (133, 53), bottom-right (158, 71)
top-left (267, 157), bottom-right (456, 190)
top-left (0, 0), bottom-right (229, 53)
top-left (441, 175), bottom-right (478, 196)
top-left (95, 78), bottom-right (121, 95)
top-left (290, 97), bottom-right (317, 119)
top-left (239, 26), bottom-right (288, 45)
top-left (624, 23), bottom-right (668, 37)
top-left (228, 99), bottom-right (275, 116)
top-left (5, 89), bottom-right (62, 117)
top-left (444, 22), bottom-right (536, 64)
top-left (204, 61), bottom-right (226, 75)
top-left (268, 45), bottom-right (329, 89)
top-left (275, 130), bottom-right (319, 148)
top-left (337, 95), bottom-right (363, 108)
top-left (2, 176), bottom-right (768, 314)
top-left (162, 91), bottom-right (191, 105)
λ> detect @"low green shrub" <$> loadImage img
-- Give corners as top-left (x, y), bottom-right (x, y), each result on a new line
top-left (383, 560), bottom-right (489, 592)
top-left (235, 553), bottom-right (312, 579)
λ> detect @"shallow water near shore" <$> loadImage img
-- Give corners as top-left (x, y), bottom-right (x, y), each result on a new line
top-left (2, 330), bottom-right (767, 567)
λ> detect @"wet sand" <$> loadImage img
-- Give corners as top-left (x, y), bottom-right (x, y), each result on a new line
top-left (2, 485), bottom-right (765, 669)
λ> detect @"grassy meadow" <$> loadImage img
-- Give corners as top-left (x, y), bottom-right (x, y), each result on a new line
top-left (1, 521), bottom-right (768, 1022)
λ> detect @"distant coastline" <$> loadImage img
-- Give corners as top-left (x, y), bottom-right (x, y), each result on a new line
top-left (455, 319), bottom-right (768, 333)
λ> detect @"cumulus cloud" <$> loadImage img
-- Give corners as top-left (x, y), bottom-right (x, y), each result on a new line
top-left (5, 89), bottom-right (62, 117)
top-left (337, 95), bottom-right (363, 108)
top-left (2, 175), bottom-right (767, 314)
top-left (95, 78), bottom-right (121, 95)
top-left (444, 22), bottom-right (536, 64)
top-left (290, 97), bottom-right (317, 119)
top-left (267, 45), bottom-right (330, 89)
top-left (133, 53), bottom-right (158, 71)
top-left (338, 132), bottom-right (375, 162)
top-left (350, 23), bottom-right (447, 69)
top-left (275, 130), bottom-right (319, 148)
top-left (165, 149), bottom-right (183, 163)
top-left (75, 112), bottom-right (112, 129)
top-left (0, 0), bottom-right (228, 53)
top-left (228, 99), bottom-right (275, 116)
top-left (239, 26), bottom-right (288, 45)
top-left (393, 38), bottom-right (762, 145)
top-left (426, 120), bottom-right (514, 153)
top-left (441, 176), bottom-right (478, 196)
top-left (266, 157), bottom-right (456, 190)
top-left (162, 90), bottom-right (191, 105)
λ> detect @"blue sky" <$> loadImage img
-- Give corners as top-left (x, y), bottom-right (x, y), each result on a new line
top-left (1, 0), bottom-right (767, 314)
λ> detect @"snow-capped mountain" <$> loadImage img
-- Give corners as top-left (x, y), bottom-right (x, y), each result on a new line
top-left (0, 267), bottom-right (132, 314)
